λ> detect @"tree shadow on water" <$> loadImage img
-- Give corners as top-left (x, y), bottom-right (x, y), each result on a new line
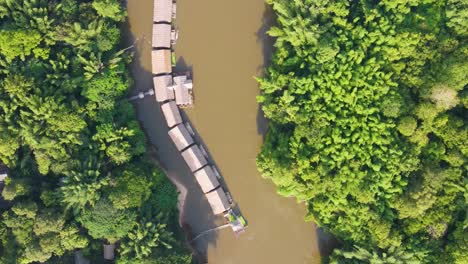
top-left (255, 3), bottom-right (276, 140)
top-left (316, 227), bottom-right (340, 260)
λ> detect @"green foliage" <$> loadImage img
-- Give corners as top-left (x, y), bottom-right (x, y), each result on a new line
top-left (0, 0), bottom-right (187, 262)
top-left (79, 199), bottom-right (136, 243)
top-left (137, 254), bottom-right (192, 264)
top-left (33, 210), bottom-right (65, 236)
top-left (259, 0), bottom-right (467, 261)
top-left (92, 0), bottom-right (127, 22)
top-left (330, 246), bottom-right (424, 264)
top-left (60, 159), bottom-right (108, 211)
top-left (1, 178), bottom-right (31, 201)
top-left (446, 0), bottom-right (468, 37)
top-left (119, 216), bottom-right (175, 260)
top-left (144, 168), bottom-right (178, 214)
top-left (109, 166), bottom-right (152, 209)
top-left (397, 116), bottom-right (417, 136)
top-left (0, 29), bottom-right (44, 62)
top-left (443, 218), bottom-right (468, 263)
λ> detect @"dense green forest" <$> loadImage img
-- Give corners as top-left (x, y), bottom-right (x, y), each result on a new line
top-left (0, 0), bottom-right (191, 263)
top-left (258, 0), bottom-right (467, 263)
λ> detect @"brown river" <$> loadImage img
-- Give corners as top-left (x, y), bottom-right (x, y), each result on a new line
top-left (124, 0), bottom-right (334, 263)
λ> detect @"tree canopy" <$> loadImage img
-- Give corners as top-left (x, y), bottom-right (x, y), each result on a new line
top-left (258, 0), bottom-right (467, 262)
top-left (0, 0), bottom-right (191, 262)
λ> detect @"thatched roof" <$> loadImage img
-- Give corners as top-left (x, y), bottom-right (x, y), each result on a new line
top-left (153, 75), bottom-right (174, 102)
top-left (181, 145), bottom-right (208, 172)
top-left (194, 166), bottom-right (220, 193)
top-left (205, 188), bottom-right (230, 215)
top-left (161, 101), bottom-right (182, 128)
top-left (153, 0), bottom-right (172, 23)
top-left (103, 243), bottom-right (115, 260)
top-left (152, 23), bottom-right (171, 48)
top-left (168, 124), bottom-right (194, 151)
top-left (171, 75), bottom-right (193, 106)
top-left (151, 50), bottom-right (172, 75)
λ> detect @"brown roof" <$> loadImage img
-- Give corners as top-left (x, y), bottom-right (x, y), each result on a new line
top-left (161, 101), bottom-right (182, 128)
top-left (194, 166), bottom-right (220, 193)
top-left (172, 75), bottom-right (193, 106)
top-left (181, 145), bottom-right (208, 172)
top-left (153, 0), bottom-right (172, 23)
top-left (151, 50), bottom-right (172, 75)
top-left (103, 244), bottom-right (115, 260)
top-left (168, 124), bottom-right (194, 151)
top-left (153, 75), bottom-right (174, 102)
top-left (152, 24), bottom-right (171, 48)
top-left (205, 188), bottom-right (230, 215)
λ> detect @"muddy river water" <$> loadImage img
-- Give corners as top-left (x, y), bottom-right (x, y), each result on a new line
top-left (124, 0), bottom-right (333, 263)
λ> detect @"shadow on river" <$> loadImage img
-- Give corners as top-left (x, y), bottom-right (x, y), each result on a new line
top-left (123, 0), bottom-right (337, 263)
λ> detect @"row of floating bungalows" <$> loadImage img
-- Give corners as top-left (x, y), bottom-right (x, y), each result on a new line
top-left (160, 103), bottom-right (231, 215)
top-left (152, 0), bottom-right (193, 107)
top-left (153, 0), bottom-right (229, 215)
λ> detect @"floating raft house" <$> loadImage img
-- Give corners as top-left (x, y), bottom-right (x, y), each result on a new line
top-left (153, 0), bottom-right (173, 23)
top-left (206, 188), bottom-right (231, 215)
top-left (161, 101), bottom-right (182, 128)
top-left (194, 166), bottom-right (220, 193)
top-left (168, 123), bottom-right (194, 151)
top-left (152, 23), bottom-right (172, 48)
top-left (151, 50), bottom-right (172, 75)
top-left (171, 75), bottom-right (193, 106)
top-left (181, 145), bottom-right (208, 172)
top-left (153, 75), bottom-right (174, 102)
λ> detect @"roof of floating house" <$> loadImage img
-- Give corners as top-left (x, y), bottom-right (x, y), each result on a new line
top-left (170, 75), bottom-right (193, 105)
top-left (205, 188), bottom-right (231, 215)
top-left (153, 0), bottom-right (172, 23)
top-left (151, 50), bottom-right (172, 75)
top-left (152, 24), bottom-right (171, 48)
top-left (153, 75), bottom-right (174, 102)
top-left (161, 101), bottom-right (182, 128)
top-left (103, 244), bottom-right (115, 261)
top-left (168, 124), bottom-right (194, 151)
top-left (181, 145), bottom-right (208, 172)
top-left (194, 166), bottom-right (220, 193)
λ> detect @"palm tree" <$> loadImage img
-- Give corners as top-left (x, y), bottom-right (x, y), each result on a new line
top-left (119, 214), bottom-right (175, 259)
top-left (60, 158), bottom-right (108, 212)
top-left (331, 246), bottom-right (423, 264)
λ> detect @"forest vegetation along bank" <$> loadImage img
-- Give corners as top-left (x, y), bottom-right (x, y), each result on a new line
top-left (257, 0), bottom-right (467, 263)
top-left (0, 0), bottom-right (191, 263)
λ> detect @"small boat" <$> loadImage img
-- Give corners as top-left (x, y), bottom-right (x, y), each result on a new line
top-left (224, 209), bottom-right (247, 237)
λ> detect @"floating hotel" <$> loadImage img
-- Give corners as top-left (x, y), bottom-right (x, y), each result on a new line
top-left (151, 0), bottom-right (246, 235)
